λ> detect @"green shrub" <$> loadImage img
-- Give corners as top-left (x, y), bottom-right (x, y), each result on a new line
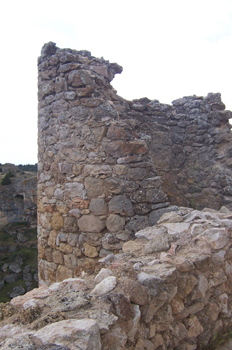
top-left (1, 172), bottom-right (15, 185)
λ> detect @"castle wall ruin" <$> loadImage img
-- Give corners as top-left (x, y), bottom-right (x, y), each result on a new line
top-left (37, 42), bottom-right (232, 285)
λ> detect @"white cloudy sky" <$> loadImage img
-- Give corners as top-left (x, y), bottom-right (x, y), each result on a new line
top-left (0, 0), bottom-right (232, 165)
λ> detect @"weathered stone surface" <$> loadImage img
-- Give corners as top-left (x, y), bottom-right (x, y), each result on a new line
top-left (52, 250), bottom-right (64, 264)
top-left (144, 231), bottom-right (171, 253)
top-left (149, 206), bottom-right (179, 225)
top-left (91, 276), bottom-right (117, 296)
top-left (125, 215), bottom-right (149, 236)
top-left (89, 198), bottom-right (108, 215)
top-left (187, 315), bottom-right (203, 338)
top-left (95, 268), bottom-right (112, 284)
top-left (200, 228), bottom-right (229, 249)
top-left (64, 217), bottom-right (78, 233)
top-left (102, 140), bottom-right (147, 156)
top-left (64, 183), bottom-right (84, 199)
top-left (83, 243), bottom-right (98, 257)
top-left (78, 214), bottom-right (106, 233)
top-left (84, 177), bottom-right (104, 197)
top-left (120, 278), bottom-right (148, 305)
top-left (102, 233), bottom-right (123, 251)
top-left (57, 265), bottom-right (73, 282)
top-left (34, 319), bottom-right (101, 349)
top-left (106, 214), bottom-right (125, 232)
top-left (9, 262), bottom-right (22, 274)
top-left (108, 293), bottom-right (133, 320)
top-left (108, 195), bottom-right (134, 216)
top-left (64, 254), bottom-right (78, 269)
top-left (51, 212), bottom-right (64, 230)
top-left (102, 327), bottom-right (127, 350)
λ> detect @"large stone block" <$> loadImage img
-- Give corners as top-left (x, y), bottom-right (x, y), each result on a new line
top-left (89, 198), bottom-right (108, 215)
top-left (84, 177), bottom-right (104, 197)
top-left (64, 216), bottom-right (78, 233)
top-left (109, 195), bottom-right (134, 216)
top-left (106, 214), bottom-right (125, 232)
top-left (64, 182), bottom-right (84, 199)
top-left (102, 140), bottom-right (147, 157)
top-left (34, 319), bottom-right (101, 350)
top-left (51, 212), bottom-right (64, 230)
top-left (78, 214), bottom-right (106, 233)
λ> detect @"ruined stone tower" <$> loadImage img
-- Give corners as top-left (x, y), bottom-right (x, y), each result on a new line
top-left (38, 42), bottom-right (232, 285)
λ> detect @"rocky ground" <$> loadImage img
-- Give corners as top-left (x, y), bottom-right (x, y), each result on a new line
top-left (0, 221), bottom-right (38, 302)
top-left (0, 206), bottom-right (232, 349)
top-left (0, 164), bottom-right (37, 228)
top-left (0, 164), bottom-right (38, 302)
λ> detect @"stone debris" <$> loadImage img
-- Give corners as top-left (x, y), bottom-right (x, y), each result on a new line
top-left (91, 276), bottom-right (117, 296)
top-left (0, 205), bottom-right (232, 349)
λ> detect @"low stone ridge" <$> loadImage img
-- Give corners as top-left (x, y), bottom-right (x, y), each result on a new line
top-left (1, 206), bottom-right (232, 349)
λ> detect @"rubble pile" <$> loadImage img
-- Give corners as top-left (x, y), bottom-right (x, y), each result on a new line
top-left (1, 206), bottom-right (232, 349)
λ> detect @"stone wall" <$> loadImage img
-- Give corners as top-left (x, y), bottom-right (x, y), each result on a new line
top-left (37, 42), bottom-right (232, 285)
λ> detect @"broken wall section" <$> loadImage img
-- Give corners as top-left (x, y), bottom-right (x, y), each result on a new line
top-left (37, 42), bottom-right (168, 284)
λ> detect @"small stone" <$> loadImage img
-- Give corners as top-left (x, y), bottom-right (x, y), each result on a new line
top-left (9, 262), bottom-right (22, 274)
top-left (83, 243), bottom-right (98, 258)
top-left (219, 293), bottom-right (228, 313)
top-left (171, 296), bottom-right (185, 314)
top-left (158, 211), bottom-right (183, 224)
top-left (91, 276), bottom-right (117, 296)
top-left (10, 285), bottom-right (25, 299)
top-left (69, 209), bottom-right (81, 218)
top-left (187, 315), bottom-right (203, 338)
top-left (95, 268), bottom-right (112, 284)
top-left (127, 304), bottom-right (141, 341)
top-left (17, 232), bottom-right (28, 243)
top-left (99, 254), bottom-right (116, 264)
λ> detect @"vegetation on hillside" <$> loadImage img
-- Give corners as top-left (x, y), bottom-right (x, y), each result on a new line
top-left (17, 164), bottom-right (37, 172)
top-left (1, 172), bottom-right (15, 186)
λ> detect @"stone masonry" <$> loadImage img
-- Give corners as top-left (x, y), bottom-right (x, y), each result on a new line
top-left (37, 42), bottom-right (232, 285)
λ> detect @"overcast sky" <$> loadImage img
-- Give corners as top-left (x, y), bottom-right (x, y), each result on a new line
top-left (1, 0), bottom-right (232, 165)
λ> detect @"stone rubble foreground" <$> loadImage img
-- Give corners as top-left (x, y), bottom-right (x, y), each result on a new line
top-left (0, 206), bottom-right (232, 349)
